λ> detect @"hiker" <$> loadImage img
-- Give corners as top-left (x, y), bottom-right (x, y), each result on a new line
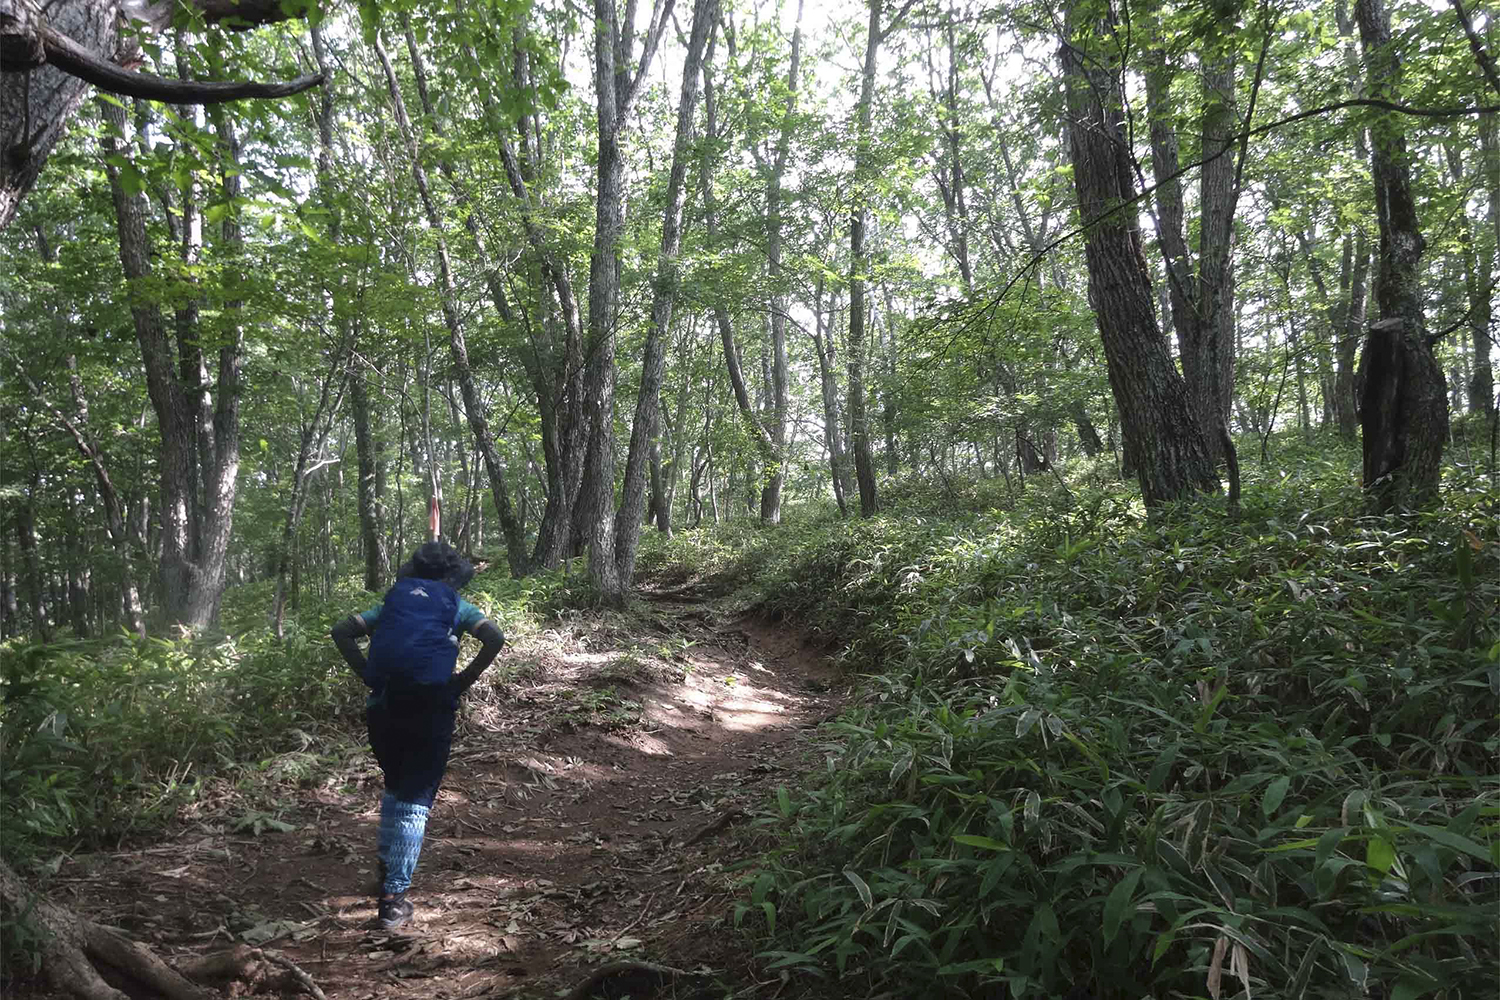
top-left (330, 540), bottom-right (505, 930)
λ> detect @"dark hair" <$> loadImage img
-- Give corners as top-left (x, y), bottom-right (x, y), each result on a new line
top-left (397, 541), bottom-right (474, 590)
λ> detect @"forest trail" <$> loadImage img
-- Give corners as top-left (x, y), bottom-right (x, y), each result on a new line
top-left (33, 595), bottom-right (843, 999)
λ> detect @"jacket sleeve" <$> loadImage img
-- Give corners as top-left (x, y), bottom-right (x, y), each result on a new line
top-left (330, 614), bottom-right (371, 677)
top-left (452, 619), bottom-right (506, 694)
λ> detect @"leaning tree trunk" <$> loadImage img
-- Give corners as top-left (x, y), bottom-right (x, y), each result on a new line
top-left (1060, 2), bottom-right (1219, 507)
top-left (1355, 0), bottom-right (1449, 511)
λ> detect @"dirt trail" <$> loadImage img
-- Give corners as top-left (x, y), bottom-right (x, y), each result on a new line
top-left (27, 598), bottom-right (841, 999)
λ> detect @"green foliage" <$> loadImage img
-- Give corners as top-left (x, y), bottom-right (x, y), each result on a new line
top-left (0, 563), bottom-right (558, 867)
top-left (688, 441), bottom-right (1499, 998)
top-left (0, 625), bottom-right (359, 863)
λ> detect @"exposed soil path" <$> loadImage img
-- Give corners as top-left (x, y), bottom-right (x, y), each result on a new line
top-left (22, 596), bottom-right (842, 1000)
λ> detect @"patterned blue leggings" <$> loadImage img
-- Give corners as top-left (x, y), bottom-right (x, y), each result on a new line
top-left (367, 686), bottom-right (454, 896)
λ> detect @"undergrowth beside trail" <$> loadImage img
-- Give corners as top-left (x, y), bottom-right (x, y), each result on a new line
top-left (637, 434), bottom-right (1500, 1000)
top-left (0, 570), bottom-right (563, 867)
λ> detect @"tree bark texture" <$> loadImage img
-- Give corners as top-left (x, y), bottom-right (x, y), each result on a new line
top-left (1469, 113), bottom-right (1497, 413)
top-left (1355, 0), bottom-right (1449, 511)
top-left (1143, 7), bottom-right (1237, 461)
top-left (846, 0), bottom-right (884, 517)
top-left (579, 0), bottom-right (674, 604)
top-left (1060, 6), bottom-right (1219, 507)
top-left (0, 0), bottom-right (314, 230)
top-left (101, 97), bottom-right (240, 628)
top-left (614, 0), bottom-right (713, 584)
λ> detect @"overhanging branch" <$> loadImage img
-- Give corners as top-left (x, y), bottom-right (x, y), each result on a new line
top-left (41, 25), bottom-right (322, 104)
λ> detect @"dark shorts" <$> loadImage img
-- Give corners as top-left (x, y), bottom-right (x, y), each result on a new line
top-left (366, 683), bottom-right (456, 807)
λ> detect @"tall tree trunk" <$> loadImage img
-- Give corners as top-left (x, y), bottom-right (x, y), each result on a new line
top-left (751, 0), bottom-right (803, 524)
top-left (1336, 228), bottom-right (1372, 439)
top-left (191, 102), bottom-right (246, 627)
top-left (1060, 3), bottom-right (1219, 506)
top-left (350, 368), bottom-right (387, 591)
top-left (614, 0), bottom-right (713, 586)
top-left (1144, 3), bottom-right (1238, 462)
top-left (812, 277), bottom-right (851, 515)
top-left (1354, 0), bottom-right (1449, 511)
top-left (373, 33), bottom-right (527, 575)
top-left (1468, 114), bottom-right (1497, 413)
top-left (577, 0), bottom-right (674, 604)
top-left (700, 24), bottom-right (778, 497)
top-left (311, 23), bottom-right (385, 592)
top-left (271, 364), bottom-right (347, 640)
top-left (101, 98), bottom-right (199, 626)
top-left (846, 0), bottom-right (891, 517)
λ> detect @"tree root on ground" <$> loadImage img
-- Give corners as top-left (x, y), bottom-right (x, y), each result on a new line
top-left (2, 858), bottom-right (327, 1000)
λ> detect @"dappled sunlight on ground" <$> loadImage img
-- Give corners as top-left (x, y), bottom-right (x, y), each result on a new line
top-left (16, 597), bottom-right (845, 1000)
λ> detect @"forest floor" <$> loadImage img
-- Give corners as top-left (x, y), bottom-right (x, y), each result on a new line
top-left (19, 590), bottom-right (845, 999)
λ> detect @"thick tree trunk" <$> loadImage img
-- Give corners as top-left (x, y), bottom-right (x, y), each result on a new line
top-left (101, 99), bottom-right (199, 626)
top-left (1, 0), bottom-right (119, 229)
top-left (1355, 0), bottom-right (1449, 511)
top-left (1060, 4), bottom-right (1219, 506)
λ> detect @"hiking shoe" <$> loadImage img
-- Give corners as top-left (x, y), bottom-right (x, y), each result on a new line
top-left (377, 894), bottom-right (414, 931)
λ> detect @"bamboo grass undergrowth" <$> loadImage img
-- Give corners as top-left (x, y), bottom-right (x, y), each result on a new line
top-left (636, 432), bottom-right (1500, 1000)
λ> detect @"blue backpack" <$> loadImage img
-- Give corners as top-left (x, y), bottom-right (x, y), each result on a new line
top-left (366, 578), bottom-right (461, 690)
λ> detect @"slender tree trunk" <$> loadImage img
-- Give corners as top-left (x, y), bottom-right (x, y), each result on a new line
top-left (1144, 4), bottom-right (1237, 462)
top-left (12, 357), bottom-right (146, 636)
top-left (1060, 3), bottom-right (1219, 506)
top-left (847, 0), bottom-right (887, 517)
top-left (16, 486), bottom-right (46, 641)
top-left (1336, 228), bottom-right (1372, 439)
top-left (271, 364), bottom-right (347, 639)
top-left (1467, 115), bottom-right (1497, 413)
top-left (612, 0), bottom-right (712, 585)
top-left (373, 34), bottom-right (528, 574)
top-left (1355, 0), bottom-right (1449, 511)
top-left (751, 0), bottom-right (804, 524)
top-left (812, 278), bottom-right (850, 515)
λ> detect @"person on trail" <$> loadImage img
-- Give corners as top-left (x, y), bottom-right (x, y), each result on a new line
top-left (330, 540), bottom-right (505, 931)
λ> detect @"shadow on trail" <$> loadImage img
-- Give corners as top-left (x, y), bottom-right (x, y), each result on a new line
top-left (27, 599), bottom-right (842, 1000)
